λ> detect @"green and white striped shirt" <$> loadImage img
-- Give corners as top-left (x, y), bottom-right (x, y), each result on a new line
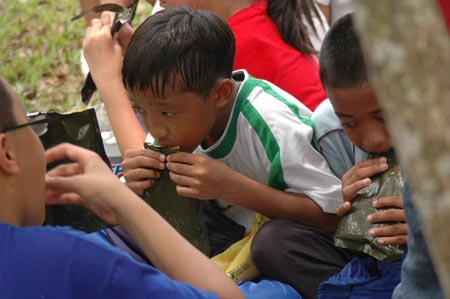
top-left (194, 70), bottom-right (343, 230)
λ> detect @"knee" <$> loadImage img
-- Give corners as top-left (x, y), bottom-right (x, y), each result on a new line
top-left (251, 218), bottom-right (294, 266)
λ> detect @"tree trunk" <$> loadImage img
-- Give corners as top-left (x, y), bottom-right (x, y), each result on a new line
top-left (353, 0), bottom-right (450, 296)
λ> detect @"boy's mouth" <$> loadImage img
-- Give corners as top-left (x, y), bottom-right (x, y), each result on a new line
top-left (366, 147), bottom-right (393, 155)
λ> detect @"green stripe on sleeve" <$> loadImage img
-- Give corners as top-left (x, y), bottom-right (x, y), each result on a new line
top-left (258, 81), bottom-right (313, 128)
top-left (241, 103), bottom-right (288, 190)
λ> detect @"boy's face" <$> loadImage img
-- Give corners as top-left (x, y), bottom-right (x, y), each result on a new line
top-left (6, 96), bottom-right (46, 226)
top-left (326, 82), bottom-right (393, 153)
top-left (129, 84), bottom-right (221, 153)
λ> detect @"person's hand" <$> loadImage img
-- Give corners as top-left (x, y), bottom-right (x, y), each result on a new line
top-left (83, 12), bottom-right (123, 89)
top-left (97, 11), bottom-right (134, 53)
top-left (336, 157), bottom-right (389, 216)
top-left (368, 195), bottom-right (408, 245)
top-left (122, 148), bottom-right (167, 196)
top-left (116, 22), bottom-right (134, 53)
top-left (166, 152), bottom-right (235, 200)
top-left (45, 143), bottom-right (133, 225)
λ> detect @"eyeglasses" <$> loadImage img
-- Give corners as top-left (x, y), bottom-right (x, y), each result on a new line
top-left (2, 114), bottom-right (48, 137)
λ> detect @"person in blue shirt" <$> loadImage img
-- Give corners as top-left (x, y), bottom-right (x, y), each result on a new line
top-left (0, 76), bottom-right (243, 299)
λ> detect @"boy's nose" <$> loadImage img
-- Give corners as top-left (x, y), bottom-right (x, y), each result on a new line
top-left (363, 129), bottom-right (391, 153)
top-left (148, 120), bottom-right (169, 143)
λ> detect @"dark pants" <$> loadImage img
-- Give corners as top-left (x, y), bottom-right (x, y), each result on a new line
top-left (251, 218), bottom-right (353, 299)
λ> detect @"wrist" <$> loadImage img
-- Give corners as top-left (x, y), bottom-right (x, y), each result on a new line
top-left (95, 74), bottom-right (124, 93)
top-left (105, 182), bottom-right (144, 220)
top-left (221, 170), bottom-right (248, 204)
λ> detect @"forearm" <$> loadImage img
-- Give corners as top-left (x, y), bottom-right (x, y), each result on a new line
top-left (223, 172), bottom-right (340, 232)
top-left (96, 79), bottom-right (146, 155)
top-left (112, 185), bottom-right (243, 299)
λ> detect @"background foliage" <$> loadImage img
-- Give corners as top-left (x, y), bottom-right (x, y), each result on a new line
top-left (0, 0), bottom-right (152, 112)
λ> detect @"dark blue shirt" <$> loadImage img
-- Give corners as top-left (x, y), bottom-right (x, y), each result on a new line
top-left (0, 223), bottom-right (218, 299)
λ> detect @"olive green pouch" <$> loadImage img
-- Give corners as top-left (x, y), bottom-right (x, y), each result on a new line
top-left (143, 143), bottom-right (210, 256)
top-left (38, 109), bottom-right (111, 233)
top-left (334, 151), bottom-right (405, 262)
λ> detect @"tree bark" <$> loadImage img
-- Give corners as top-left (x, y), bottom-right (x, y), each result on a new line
top-left (353, 0), bottom-right (450, 296)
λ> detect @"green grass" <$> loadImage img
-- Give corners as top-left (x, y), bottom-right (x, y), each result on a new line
top-left (0, 0), bottom-right (153, 113)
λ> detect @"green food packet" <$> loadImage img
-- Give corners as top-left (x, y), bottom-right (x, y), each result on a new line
top-left (143, 143), bottom-right (210, 256)
top-left (37, 109), bottom-right (111, 233)
top-left (334, 150), bottom-right (405, 262)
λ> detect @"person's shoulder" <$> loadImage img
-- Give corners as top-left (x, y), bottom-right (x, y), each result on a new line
top-left (0, 224), bottom-right (131, 297)
top-left (233, 70), bottom-right (313, 125)
top-left (311, 99), bottom-right (343, 138)
top-left (3, 224), bottom-right (124, 262)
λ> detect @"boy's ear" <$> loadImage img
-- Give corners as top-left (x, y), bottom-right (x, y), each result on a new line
top-left (211, 79), bottom-right (234, 108)
top-left (0, 134), bottom-right (20, 175)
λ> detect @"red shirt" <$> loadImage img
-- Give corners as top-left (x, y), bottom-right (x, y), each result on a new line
top-left (229, 0), bottom-right (327, 111)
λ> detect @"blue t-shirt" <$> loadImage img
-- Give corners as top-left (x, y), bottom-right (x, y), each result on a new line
top-left (0, 223), bottom-right (219, 299)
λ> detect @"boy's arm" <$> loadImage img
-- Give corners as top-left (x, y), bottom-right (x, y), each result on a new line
top-left (312, 99), bottom-right (363, 179)
top-left (45, 143), bottom-right (243, 299)
top-left (83, 13), bottom-right (146, 155)
top-left (167, 153), bottom-right (340, 232)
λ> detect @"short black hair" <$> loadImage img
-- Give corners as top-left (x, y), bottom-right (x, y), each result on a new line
top-left (319, 14), bottom-right (368, 89)
top-left (0, 77), bottom-right (16, 132)
top-left (122, 6), bottom-right (236, 99)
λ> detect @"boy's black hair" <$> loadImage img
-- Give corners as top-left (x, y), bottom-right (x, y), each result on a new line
top-left (122, 6), bottom-right (236, 99)
top-left (319, 14), bottom-right (368, 89)
top-left (0, 77), bottom-right (16, 132)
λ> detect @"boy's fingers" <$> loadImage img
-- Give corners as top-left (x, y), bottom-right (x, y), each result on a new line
top-left (343, 158), bottom-right (388, 185)
top-left (123, 168), bottom-right (160, 182)
top-left (342, 178), bottom-right (371, 201)
top-left (166, 161), bottom-right (195, 176)
top-left (376, 235), bottom-right (408, 246)
top-left (167, 152), bottom-right (199, 165)
top-left (355, 157), bottom-right (387, 167)
top-left (124, 148), bottom-right (166, 161)
top-left (175, 185), bottom-right (202, 199)
top-left (352, 162), bottom-right (388, 181)
top-left (368, 208), bottom-right (406, 223)
top-left (121, 155), bottom-right (165, 171)
top-left (169, 172), bottom-right (197, 187)
top-left (125, 180), bottom-right (154, 196)
top-left (369, 223), bottom-right (408, 238)
top-left (373, 196), bottom-right (403, 209)
top-left (336, 201), bottom-right (351, 217)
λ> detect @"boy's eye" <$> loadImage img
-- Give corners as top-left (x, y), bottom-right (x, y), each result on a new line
top-left (341, 121), bottom-right (356, 128)
top-left (162, 112), bottom-right (174, 117)
top-left (375, 116), bottom-right (385, 123)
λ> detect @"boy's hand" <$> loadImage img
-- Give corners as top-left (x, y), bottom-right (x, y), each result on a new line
top-left (336, 157), bottom-right (389, 216)
top-left (83, 13), bottom-right (123, 89)
top-left (166, 152), bottom-right (235, 200)
top-left (368, 195), bottom-right (408, 245)
top-left (337, 158), bottom-right (408, 245)
top-left (121, 148), bottom-right (167, 196)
